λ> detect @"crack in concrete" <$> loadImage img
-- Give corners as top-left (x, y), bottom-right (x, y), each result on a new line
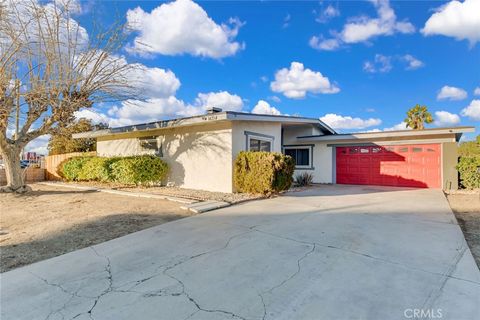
top-left (68, 231), bottom-right (252, 320)
top-left (421, 244), bottom-right (468, 310)
top-left (265, 243), bottom-right (316, 295)
top-left (258, 293), bottom-right (266, 320)
top-left (84, 247), bottom-right (114, 319)
top-left (29, 272), bottom-right (85, 320)
top-left (228, 222), bottom-right (480, 285)
top-left (160, 230), bottom-right (254, 320)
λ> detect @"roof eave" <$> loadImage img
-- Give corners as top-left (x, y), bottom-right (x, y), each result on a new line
top-left (297, 126), bottom-right (475, 142)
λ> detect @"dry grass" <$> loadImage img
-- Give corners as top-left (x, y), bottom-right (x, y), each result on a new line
top-left (446, 191), bottom-right (480, 268)
top-left (0, 184), bottom-right (194, 272)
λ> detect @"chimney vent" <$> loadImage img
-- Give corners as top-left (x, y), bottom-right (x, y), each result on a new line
top-left (206, 107), bottom-right (222, 114)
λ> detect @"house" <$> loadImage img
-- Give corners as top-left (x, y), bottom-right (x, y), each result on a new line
top-left (73, 108), bottom-right (475, 193)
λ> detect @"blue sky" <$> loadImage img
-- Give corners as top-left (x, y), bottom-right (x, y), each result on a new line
top-left (26, 0), bottom-right (480, 152)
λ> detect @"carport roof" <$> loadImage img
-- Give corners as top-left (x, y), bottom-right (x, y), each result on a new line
top-left (297, 126), bottom-right (475, 143)
top-left (73, 111), bottom-right (336, 139)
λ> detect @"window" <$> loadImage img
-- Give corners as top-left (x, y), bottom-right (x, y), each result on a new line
top-left (249, 138), bottom-right (271, 152)
top-left (284, 146), bottom-right (312, 169)
top-left (139, 136), bottom-right (158, 150)
top-left (245, 132), bottom-right (274, 152)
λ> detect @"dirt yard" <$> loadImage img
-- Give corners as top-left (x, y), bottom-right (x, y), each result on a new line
top-left (0, 184), bottom-right (194, 272)
top-left (446, 191), bottom-right (480, 268)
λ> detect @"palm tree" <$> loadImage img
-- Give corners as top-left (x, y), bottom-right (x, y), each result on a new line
top-left (404, 104), bottom-right (433, 130)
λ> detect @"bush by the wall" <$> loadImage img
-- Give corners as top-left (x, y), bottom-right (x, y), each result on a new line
top-left (457, 156), bottom-right (480, 189)
top-left (77, 157), bottom-right (118, 182)
top-left (110, 155), bottom-right (169, 185)
top-left (234, 151), bottom-right (295, 194)
top-left (58, 156), bottom-right (93, 181)
top-left (58, 155), bottom-right (168, 185)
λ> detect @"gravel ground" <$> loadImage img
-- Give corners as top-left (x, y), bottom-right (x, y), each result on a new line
top-left (0, 184), bottom-right (193, 272)
top-left (67, 181), bottom-right (266, 204)
top-left (445, 190), bottom-right (480, 268)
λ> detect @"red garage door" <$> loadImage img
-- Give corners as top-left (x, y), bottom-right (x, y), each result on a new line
top-left (336, 144), bottom-right (441, 188)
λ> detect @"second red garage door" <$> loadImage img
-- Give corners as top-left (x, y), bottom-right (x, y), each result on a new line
top-left (336, 144), bottom-right (441, 188)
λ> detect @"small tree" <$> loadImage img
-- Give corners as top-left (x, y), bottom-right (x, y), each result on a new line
top-left (48, 118), bottom-right (108, 155)
top-left (0, 0), bottom-right (135, 192)
top-left (404, 104), bottom-right (433, 130)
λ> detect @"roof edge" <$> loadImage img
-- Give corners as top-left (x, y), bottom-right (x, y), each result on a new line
top-left (73, 111), bottom-right (336, 139)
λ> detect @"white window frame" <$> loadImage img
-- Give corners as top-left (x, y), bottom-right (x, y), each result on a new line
top-left (245, 131), bottom-right (274, 152)
top-left (283, 145), bottom-right (313, 169)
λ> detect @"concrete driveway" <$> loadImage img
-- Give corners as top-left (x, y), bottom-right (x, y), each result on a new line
top-left (2, 185), bottom-right (479, 320)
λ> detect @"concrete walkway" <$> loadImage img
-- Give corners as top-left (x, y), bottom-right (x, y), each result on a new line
top-left (2, 185), bottom-right (479, 320)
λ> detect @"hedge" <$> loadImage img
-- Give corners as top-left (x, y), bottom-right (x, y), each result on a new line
top-left (77, 157), bottom-right (118, 182)
top-left (457, 156), bottom-right (480, 189)
top-left (110, 155), bottom-right (169, 184)
top-left (58, 155), bottom-right (168, 185)
top-left (234, 151), bottom-right (295, 194)
top-left (58, 156), bottom-right (94, 181)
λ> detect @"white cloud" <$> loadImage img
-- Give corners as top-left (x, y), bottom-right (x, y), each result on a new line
top-left (320, 113), bottom-right (382, 130)
top-left (314, 4), bottom-right (340, 23)
top-left (194, 91), bottom-right (243, 112)
top-left (384, 122), bottom-right (409, 131)
top-left (309, 36), bottom-right (341, 51)
top-left (127, 64), bottom-right (180, 98)
top-left (342, 0), bottom-right (415, 43)
top-left (97, 90), bottom-right (244, 127)
top-left (311, 0), bottom-right (414, 51)
top-left (402, 54), bottom-right (424, 70)
top-left (474, 87), bottom-right (480, 96)
top-left (74, 109), bottom-right (111, 124)
top-left (437, 85), bottom-right (468, 100)
top-left (461, 99), bottom-right (480, 120)
top-left (434, 111), bottom-right (461, 126)
top-left (422, 0), bottom-right (480, 45)
top-left (25, 135), bottom-right (50, 155)
top-left (268, 96), bottom-right (281, 103)
top-left (363, 54), bottom-right (392, 73)
top-left (282, 14), bottom-right (291, 28)
top-left (126, 0), bottom-right (244, 58)
top-left (251, 100), bottom-right (281, 115)
top-left (2, 0), bottom-right (89, 54)
top-left (270, 62), bottom-right (340, 99)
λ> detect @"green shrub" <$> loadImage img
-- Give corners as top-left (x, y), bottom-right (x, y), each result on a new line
top-left (59, 156), bottom-right (93, 181)
top-left (77, 157), bottom-right (118, 182)
top-left (295, 172), bottom-right (314, 187)
top-left (110, 155), bottom-right (169, 185)
top-left (234, 151), bottom-right (295, 194)
top-left (457, 156), bottom-right (480, 189)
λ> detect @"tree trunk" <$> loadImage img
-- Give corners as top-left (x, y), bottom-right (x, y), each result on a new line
top-left (1, 147), bottom-right (31, 193)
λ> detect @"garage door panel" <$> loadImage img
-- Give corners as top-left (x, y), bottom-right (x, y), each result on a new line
top-left (336, 144), bottom-right (441, 188)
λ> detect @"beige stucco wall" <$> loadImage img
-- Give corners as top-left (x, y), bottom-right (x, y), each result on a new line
top-left (282, 125), bottom-right (324, 145)
top-left (231, 121), bottom-right (282, 156)
top-left (442, 142), bottom-right (458, 190)
top-left (97, 122), bottom-right (234, 193)
top-left (290, 143), bottom-right (334, 184)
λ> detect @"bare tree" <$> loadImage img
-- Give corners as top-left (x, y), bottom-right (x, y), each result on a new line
top-left (0, 0), bottom-right (135, 192)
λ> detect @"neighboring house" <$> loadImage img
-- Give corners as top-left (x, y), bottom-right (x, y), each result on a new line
top-left (73, 108), bottom-right (474, 193)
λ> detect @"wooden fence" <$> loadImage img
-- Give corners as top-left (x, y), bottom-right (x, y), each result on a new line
top-left (45, 151), bottom-right (96, 181)
top-left (0, 168), bottom-right (45, 185)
